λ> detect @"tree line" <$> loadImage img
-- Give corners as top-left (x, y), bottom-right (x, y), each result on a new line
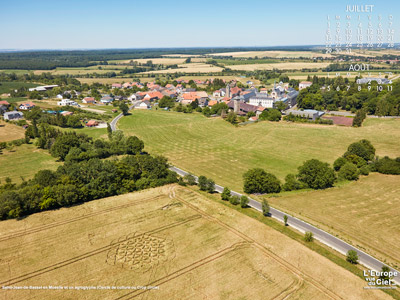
top-left (0, 130), bottom-right (177, 220)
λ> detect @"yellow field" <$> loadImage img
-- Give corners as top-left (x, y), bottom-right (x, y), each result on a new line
top-left (228, 62), bottom-right (331, 71)
top-left (77, 77), bottom-right (140, 85)
top-left (161, 54), bottom-right (203, 58)
top-left (141, 63), bottom-right (224, 74)
top-left (266, 173), bottom-right (400, 270)
top-left (0, 121), bottom-right (25, 142)
top-left (0, 185), bottom-right (390, 300)
top-left (108, 58), bottom-right (206, 65)
top-left (208, 51), bottom-right (333, 58)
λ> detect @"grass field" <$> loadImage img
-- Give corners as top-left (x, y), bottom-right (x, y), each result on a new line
top-left (0, 184), bottom-right (389, 300)
top-left (0, 121), bottom-right (25, 142)
top-left (0, 144), bottom-right (60, 184)
top-left (119, 110), bottom-right (400, 189)
top-left (265, 173), bottom-right (400, 270)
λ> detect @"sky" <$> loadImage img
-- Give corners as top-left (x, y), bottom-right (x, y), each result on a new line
top-left (0, 0), bottom-right (399, 50)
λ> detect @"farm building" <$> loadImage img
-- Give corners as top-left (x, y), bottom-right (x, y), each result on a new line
top-left (82, 97), bottom-right (96, 104)
top-left (86, 120), bottom-right (99, 127)
top-left (28, 85), bottom-right (58, 92)
top-left (299, 81), bottom-right (312, 90)
top-left (286, 109), bottom-right (325, 120)
top-left (3, 111), bottom-right (24, 120)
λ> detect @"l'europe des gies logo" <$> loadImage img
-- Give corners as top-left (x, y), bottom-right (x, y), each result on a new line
top-left (364, 269), bottom-right (398, 288)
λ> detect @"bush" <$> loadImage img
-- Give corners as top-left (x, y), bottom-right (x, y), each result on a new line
top-left (221, 187), bottom-right (231, 201)
top-left (243, 168), bottom-right (281, 194)
top-left (345, 140), bottom-right (375, 162)
top-left (346, 250), bottom-right (359, 264)
top-left (206, 178), bottom-right (215, 193)
top-left (282, 174), bottom-right (305, 191)
top-left (184, 174), bottom-right (197, 185)
top-left (339, 162), bottom-right (359, 181)
top-left (359, 165), bottom-right (370, 176)
top-left (229, 195), bottom-right (240, 205)
top-left (374, 156), bottom-right (400, 175)
top-left (297, 159), bottom-right (336, 189)
top-left (240, 195), bottom-right (249, 208)
top-left (304, 231), bottom-right (314, 242)
top-left (344, 154), bottom-right (367, 168)
top-left (333, 157), bottom-right (347, 171)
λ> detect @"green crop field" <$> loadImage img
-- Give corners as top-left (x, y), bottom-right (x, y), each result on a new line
top-left (0, 81), bottom-right (38, 94)
top-left (119, 110), bottom-right (400, 193)
top-left (0, 144), bottom-right (61, 184)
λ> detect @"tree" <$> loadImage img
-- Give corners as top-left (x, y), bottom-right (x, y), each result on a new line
top-left (304, 231), bottom-right (314, 242)
top-left (184, 174), bottom-right (196, 185)
top-left (221, 187), bottom-right (231, 201)
top-left (274, 101), bottom-right (287, 111)
top-left (202, 106), bottom-right (211, 117)
top-left (206, 178), bottom-right (215, 193)
top-left (338, 162), bottom-right (359, 181)
top-left (283, 215), bottom-right (288, 226)
top-left (159, 96), bottom-right (175, 108)
top-left (297, 159), bottom-right (336, 189)
top-left (262, 200), bottom-right (270, 216)
top-left (107, 123), bottom-right (112, 139)
top-left (185, 57), bottom-right (191, 63)
top-left (282, 174), bottom-right (305, 191)
top-left (226, 111), bottom-right (238, 124)
top-left (125, 136), bottom-right (144, 154)
top-left (259, 109), bottom-right (281, 121)
top-left (344, 140), bottom-right (375, 162)
top-left (240, 195), bottom-right (249, 208)
top-left (333, 157), bottom-right (347, 171)
top-left (243, 168), bottom-right (281, 194)
top-left (229, 195), bottom-right (240, 205)
top-left (120, 103), bottom-right (129, 115)
top-left (346, 250), bottom-right (358, 264)
top-left (379, 266), bottom-right (391, 283)
top-left (352, 109), bottom-right (366, 127)
top-left (198, 176), bottom-right (208, 191)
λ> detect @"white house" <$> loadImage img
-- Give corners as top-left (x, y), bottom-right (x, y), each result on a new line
top-left (299, 81), bottom-right (312, 90)
top-left (248, 93), bottom-right (274, 108)
top-left (57, 99), bottom-right (78, 106)
top-left (134, 100), bottom-right (151, 110)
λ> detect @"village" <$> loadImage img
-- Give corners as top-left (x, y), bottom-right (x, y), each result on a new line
top-left (0, 77), bottom-right (338, 128)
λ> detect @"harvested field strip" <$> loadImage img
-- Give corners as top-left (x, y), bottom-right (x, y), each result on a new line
top-left (0, 214), bottom-right (201, 286)
top-left (114, 241), bottom-right (252, 300)
top-left (0, 195), bottom-right (165, 242)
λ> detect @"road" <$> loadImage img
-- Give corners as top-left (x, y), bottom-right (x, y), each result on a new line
top-left (170, 166), bottom-right (400, 285)
top-left (110, 108), bottom-right (400, 286)
top-left (110, 102), bottom-right (137, 131)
